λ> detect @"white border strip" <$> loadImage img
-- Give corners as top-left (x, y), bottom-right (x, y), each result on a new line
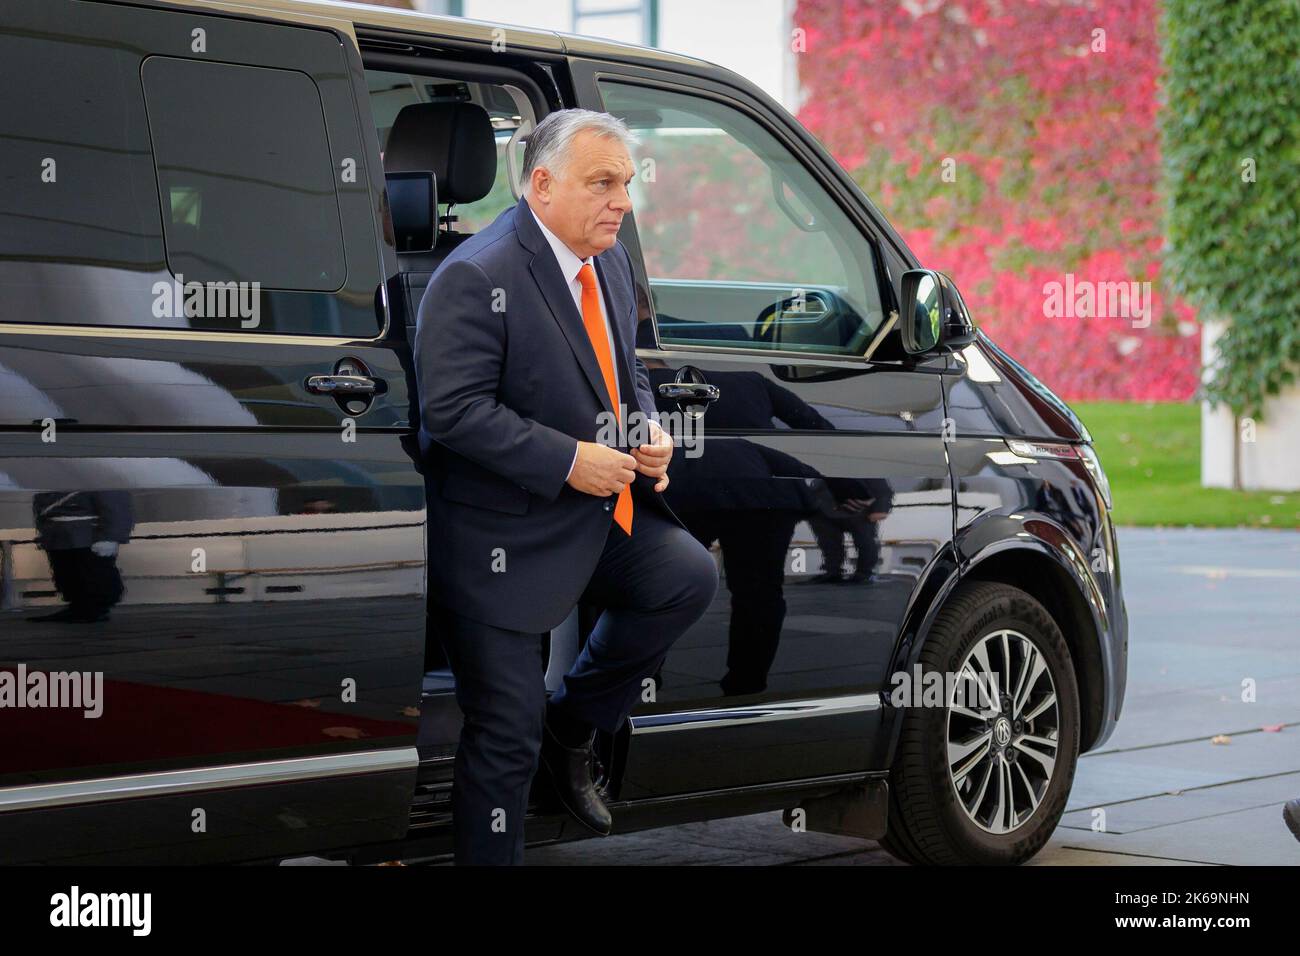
top-left (0, 747), bottom-right (418, 813)
top-left (629, 693), bottom-right (880, 734)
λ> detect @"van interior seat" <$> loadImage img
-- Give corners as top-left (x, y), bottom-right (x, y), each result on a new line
top-left (383, 102), bottom-right (498, 329)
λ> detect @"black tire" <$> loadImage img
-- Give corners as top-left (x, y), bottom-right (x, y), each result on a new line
top-left (880, 581), bottom-right (1080, 865)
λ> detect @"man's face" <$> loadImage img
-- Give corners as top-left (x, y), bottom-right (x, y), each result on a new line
top-left (529, 128), bottom-right (634, 260)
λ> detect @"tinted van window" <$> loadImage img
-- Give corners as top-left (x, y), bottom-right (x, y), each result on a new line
top-left (142, 57), bottom-right (346, 292)
top-left (0, 31), bottom-right (165, 326)
top-left (0, 23), bottom-right (375, 337)
top-left (600, 81), bottom-right (888, 356)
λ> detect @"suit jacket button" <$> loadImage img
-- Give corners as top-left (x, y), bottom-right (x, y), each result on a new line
top-left (603, 500), bottom-right (613, 511)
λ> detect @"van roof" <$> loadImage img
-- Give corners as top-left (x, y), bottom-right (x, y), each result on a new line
top-left (165, 0), bottom-right (721, 73)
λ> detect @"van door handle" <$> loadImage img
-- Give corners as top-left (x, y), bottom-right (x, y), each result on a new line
top-left (657, 382), bottom-right (720, 403)
top-left (305, 374), bottom-right (378, 396)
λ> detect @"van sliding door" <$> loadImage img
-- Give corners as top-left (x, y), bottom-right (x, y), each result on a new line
top-left (0, 0), bottom-right (422, 863)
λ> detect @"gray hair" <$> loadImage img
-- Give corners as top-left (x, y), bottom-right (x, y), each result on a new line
top-left (521, 108), bottom-right (637, 194)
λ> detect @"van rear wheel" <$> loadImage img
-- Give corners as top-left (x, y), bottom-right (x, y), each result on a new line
top-left (880, 581), bottom-right (1080, 865)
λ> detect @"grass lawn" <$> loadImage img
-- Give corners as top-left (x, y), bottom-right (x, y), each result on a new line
top-left (1071, 402), bottom-right (1300, 529)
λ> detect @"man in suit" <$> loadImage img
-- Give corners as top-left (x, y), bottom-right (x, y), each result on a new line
top-left (415, 108), bottom-right (719, 865)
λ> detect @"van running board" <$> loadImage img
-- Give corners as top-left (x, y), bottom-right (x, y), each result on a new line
top-left (782, 778), bottom-right (889, 840)
top-left (411, 770), bottom-right (890, 839)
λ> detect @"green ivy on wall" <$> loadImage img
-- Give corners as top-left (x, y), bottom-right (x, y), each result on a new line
top-left (1162, 0), bottom-right (1300, 419)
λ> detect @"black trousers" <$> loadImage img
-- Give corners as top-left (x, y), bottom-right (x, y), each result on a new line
top-left (808, 511), bottom-right (882, 578)
top-left (680, 510), bottom-right (799, 695)
top-left (433, 504), bottom-right (718, 865)
top-left (47, 548), bottom-right (124, 613)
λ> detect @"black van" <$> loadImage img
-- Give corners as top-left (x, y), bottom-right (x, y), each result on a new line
top-left (0, 0), bottom-right (1126, 866)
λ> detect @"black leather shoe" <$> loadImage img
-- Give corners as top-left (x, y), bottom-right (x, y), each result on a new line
top-left (540, 722), bottom-right (612, 836)
top-left (719, 672), bottom-right (767, 696)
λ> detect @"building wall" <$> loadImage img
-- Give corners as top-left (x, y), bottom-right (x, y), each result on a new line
top-left (410, 0), bottom-right (794, 108)
top-left (1201, 320), bottom-right (1300, 492)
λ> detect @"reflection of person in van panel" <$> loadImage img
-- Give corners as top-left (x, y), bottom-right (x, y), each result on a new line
top-left (808, 477), bottom-right (894, 584)
top-left (29, 490), bottom-right (134, 623)
top-left (647, 364), bottom-right (831, 695)
top-left (412, 107), bottom-right (718, 864)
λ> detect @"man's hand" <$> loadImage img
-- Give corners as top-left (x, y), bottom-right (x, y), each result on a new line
top-left (567, 441), bottom-right (638, 496)
top-left (632, 418), bottom-right (673, 492)
top-left (839, 498), bottom-right (888, 522)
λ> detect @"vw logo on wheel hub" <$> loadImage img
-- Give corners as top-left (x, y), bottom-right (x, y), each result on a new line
top-left (993, 716), bottom-right (1012, 748)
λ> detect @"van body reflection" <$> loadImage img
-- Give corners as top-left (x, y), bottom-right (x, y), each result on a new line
top-left (0, 421), bottom-right (425, 865)
top-left (626, 357), bottom-right (953, 796)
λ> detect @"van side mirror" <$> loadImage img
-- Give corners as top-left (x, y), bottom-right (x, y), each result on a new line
top-left (899, 269), bottom-right (976, 354)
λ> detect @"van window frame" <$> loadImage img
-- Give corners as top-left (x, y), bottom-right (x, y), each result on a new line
top-left (567, 57), bottom-right (917, 366)
top-left (0, 0), bottom-right (390, 343)
top-left (359, 44), bottom-right (561, 234)
top-left (140, 55), bottom-right (350, 294)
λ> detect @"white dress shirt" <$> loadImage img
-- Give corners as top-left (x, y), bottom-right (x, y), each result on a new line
top-left (524, 201), bottom-right (620, 480)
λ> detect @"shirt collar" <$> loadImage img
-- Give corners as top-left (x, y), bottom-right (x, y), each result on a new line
top-left (525, 200), bottom-right (593, 287)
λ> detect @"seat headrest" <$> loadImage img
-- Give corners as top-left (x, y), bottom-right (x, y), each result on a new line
top-left (384, 102), bottom-right (496, 205)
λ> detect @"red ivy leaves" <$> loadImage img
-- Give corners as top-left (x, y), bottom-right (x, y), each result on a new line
top-left (795, 0), bottom-right (1197, 401)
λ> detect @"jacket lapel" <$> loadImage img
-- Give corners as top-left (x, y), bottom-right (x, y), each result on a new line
top-left (514, 195), bottom-right (616, 418)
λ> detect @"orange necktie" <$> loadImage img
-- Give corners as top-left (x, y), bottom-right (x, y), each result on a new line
top-left (577, 263), bottom-right (632, 535)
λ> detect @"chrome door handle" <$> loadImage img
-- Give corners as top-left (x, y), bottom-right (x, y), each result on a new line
top-left (305, 374), bottom-right (378, 396)
top-left (657, 382), bottom-right (720, 403)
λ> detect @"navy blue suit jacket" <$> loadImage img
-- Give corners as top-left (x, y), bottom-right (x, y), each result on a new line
top-left (415, 194), bottom-right (685, 632)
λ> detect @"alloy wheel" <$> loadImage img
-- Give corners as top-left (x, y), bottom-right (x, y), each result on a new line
top-left (945, 628), bottom-right (1060, 834)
